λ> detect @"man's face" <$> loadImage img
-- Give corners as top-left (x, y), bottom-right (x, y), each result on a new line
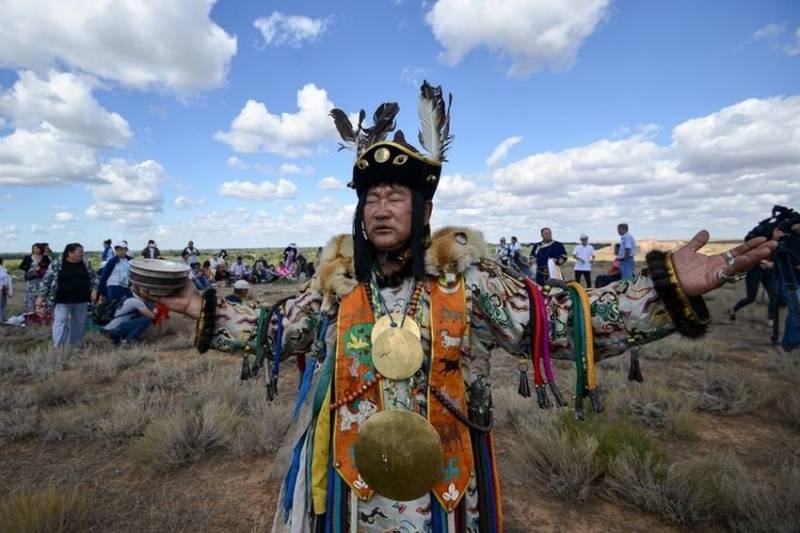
top-left (617, 226), bottom-right (625, 236)
top-left (188, 241), bottom-right (194, 247)
top-left (363, 183), bottom-right (430, 252)
top-left (581, 238), bottom-right (588, 245)
top-left (541, 229), bottom-right (552, 241)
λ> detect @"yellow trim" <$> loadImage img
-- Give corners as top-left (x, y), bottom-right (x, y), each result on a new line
top-left (359, 141), bottom-right (442, 168)
top-left (568, 281), bottom-right (596, 390)
top-left (311, 382), bottom-right (332, 514)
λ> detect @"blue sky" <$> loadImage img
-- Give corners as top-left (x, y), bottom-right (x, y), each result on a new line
top-left (1, 0), bottom-right (799, 253)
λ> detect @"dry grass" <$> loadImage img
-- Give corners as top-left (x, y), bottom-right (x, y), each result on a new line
top-left (96, 386), bottom-right (169, 442)
top-left (776, 393), bottom-right (800, 428)
top-left (691, 371), bottom-right (773, 415)
top-left (130, 400), bottom-right (241, 471)
top-left (38, 404), bottom-right (99, 442)
top-left (609, 382), bottom-right (698, 438)
top-left (0, 406), bottom-right (38, 443)
top-left (30, 374), bottom-right (87, 406)
top-left (0, 486), bottom-right (93, 533)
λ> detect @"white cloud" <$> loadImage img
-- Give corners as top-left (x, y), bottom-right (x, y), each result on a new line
top-left (400, 66), bottom-right (426, 85)
top-left (486, 136), bottom-right (522, 167)
top-left (217, 178), bottom-right (298, 200)
top-left (786, 26), bottom-right (800, 56)
top-left (86, 159), bottom-right (167, 228)
top-left (254, 13), bottom-right (330, 47)
top-left (317, 176), bottom-right (345, 190)
top-left (215, 83), bottom-right (337, 157)
top-left (672, 95), bottom-right (800, 176)
top-left (53, 210), bottom-right (77, 222)
top-left (0, 70), bottom-right (133, 186)
top-left (0, 0), bottom-right (237, 94)
top-left (425, 0), bottom-right (611, 77)
top-left (752, 23), bottom-right (785, 41)
top-left (226, 156), bottom-right (249, 170)
top-left (173, 196), bottom-right (207, 209)
top-left (279, 163), bottom-right (302, 174)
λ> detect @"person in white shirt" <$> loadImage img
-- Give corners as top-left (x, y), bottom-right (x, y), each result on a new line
top-left (573, 233), bottom-right (595, 287)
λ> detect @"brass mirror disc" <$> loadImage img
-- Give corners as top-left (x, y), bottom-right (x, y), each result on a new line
top-left (371, 327), bottom-right (424, 380)
top-left (354, 409), bottom-right (444, 501)
top-left (371, 313), bottom-right (421, 344)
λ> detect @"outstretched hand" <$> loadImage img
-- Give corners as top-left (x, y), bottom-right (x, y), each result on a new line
top-left (670, 230), bottom-right (777, 297)
top-left (134, 280), bottom-right (203, 320)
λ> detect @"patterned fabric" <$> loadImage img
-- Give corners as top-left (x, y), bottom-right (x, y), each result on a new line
top-left (39, 257), bottom-right (99, 311)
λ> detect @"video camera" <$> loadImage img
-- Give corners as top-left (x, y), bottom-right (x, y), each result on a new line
top-left (746, 205), bottom-right (800, 241)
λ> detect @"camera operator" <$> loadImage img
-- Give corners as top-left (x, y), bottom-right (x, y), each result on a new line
top-left (774, 219), bottom-right (800, 351)
top-left (728, 227), bottom-right (779, 324)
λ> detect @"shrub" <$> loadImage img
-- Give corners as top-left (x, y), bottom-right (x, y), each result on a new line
top-left (691, 373), bottom-right (772, 415)
top-left (0, 386), bottom-right (33, 410)
top-left (230, 398), bottom-right (293, 456)
top-left (610, 383), bottom-right (698, 438)
top-left (31, 374), bottom-right (87, 406)
top-left (139, 361), bottom-right (187, 391)
top-left (0, 407), bottom-right (38, 442)
top-left (130, 401), bottom-right (241, 471)
top-left (505, 426), bottom-right (600, 500)
top-left (492, 386), bottom-right (559, 430)
top-left (0, 486), bottom-right (92, 533)
top-left (96, 387), bottom-right (168, 441)
top-left (777, 393), bottom-right (800, 428)
top-left (38, 404), bottom-right (99, 442)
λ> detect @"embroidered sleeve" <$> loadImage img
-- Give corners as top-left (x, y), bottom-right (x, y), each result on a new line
top-left (207, 287), bottom-right (322, 359)
top-left (547, 274), bottom-right (675, 361)
top-left (464, 261), bottom-right (676, 366)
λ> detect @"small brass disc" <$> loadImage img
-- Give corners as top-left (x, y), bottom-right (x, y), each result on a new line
top-left (371, 328), bottom-right (424, 380)
top-left (370, 313), bottom-right (421, 344)
top-left (354, 409), bottom-right (444, 501)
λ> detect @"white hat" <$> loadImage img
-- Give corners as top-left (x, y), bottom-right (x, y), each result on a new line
top-left (233, 279), bottom-right (250, 290)
top-left (579, 234), bottom-right (588, 240)
top-left (114, 240), bottom-right (128, 249)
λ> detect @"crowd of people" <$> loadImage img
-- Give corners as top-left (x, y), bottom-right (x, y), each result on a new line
top-left (1, 237), bottom-right (318, 349)
top-left (495, 222), bottom-right (636, 289)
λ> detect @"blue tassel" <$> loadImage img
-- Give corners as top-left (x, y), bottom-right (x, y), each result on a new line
top-left (283, 431), bottom-right (307, 522)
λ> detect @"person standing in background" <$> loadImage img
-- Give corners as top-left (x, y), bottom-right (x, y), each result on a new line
top-left (141, 239), bottom-right (161, 259)
top-left (617, 223), bottom-right (637, 279)
top-left (0, 258), bottom-right (12, 321)
top-left (573, 233), bottom-right (595, 287)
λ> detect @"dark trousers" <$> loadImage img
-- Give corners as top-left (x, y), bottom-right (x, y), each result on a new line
top-left (732, 267), bottom-right (777, 319)
top-left (574, 270), bottom-right (591, 287)
top-left (107, 316), bottom-right (150, 344)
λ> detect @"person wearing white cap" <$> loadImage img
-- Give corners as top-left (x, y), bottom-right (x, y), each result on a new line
top-left (98, 240), bottom-right (132, 301)
top-left (225, 279), bottom-right (250, 304)
top-left (573, 233), bottom-right (595, 287)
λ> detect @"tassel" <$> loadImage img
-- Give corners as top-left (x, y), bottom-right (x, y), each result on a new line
top-left (628, 346), bottom-right (644, 382)
top-left (574, 396), bottom-right (586, 421)
top-left (240, 355), bottom-right (252, 380)
top-left (517, 359), bottom-right (531, 398)
top-left (549, 381), bottom-right (568, 407)
top-left (536, 385), bottom-right (552, 409)
top-left (588, 389), bottom-right (604, 413)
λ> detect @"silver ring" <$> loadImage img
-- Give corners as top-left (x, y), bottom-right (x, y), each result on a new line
top-left (717, 270), bottom-right (744, 285)
top-left (722, 251), bottom-right (736, 266)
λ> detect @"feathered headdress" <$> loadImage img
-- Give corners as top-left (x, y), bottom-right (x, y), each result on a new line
top-left (329, 80), bottom-right (453, 199)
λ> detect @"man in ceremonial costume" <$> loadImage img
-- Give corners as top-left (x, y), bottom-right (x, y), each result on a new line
top-left (145, 82), bottom-right (774, 532)
top-left (530, 228), bottom-right (567, 285)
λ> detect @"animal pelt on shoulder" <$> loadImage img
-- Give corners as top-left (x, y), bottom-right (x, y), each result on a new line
top-left (311, 227), bottom-right (489, 311)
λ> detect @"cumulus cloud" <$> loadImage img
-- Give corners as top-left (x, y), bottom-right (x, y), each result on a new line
top-left (317, 176), bottom-right (345, 190)
top-left (215, 83), bottom-right (337, 157)
top-left (486, 136), bottom-right (522, 167)
top-left (173, 196), bottom-right (207, 209)
top-left (0, 0), bottom-right (237, 94)
top-left (53, 211), bottom-right (77, 222)
top-left (279, 163), bottom-right (302, 174)
top-left (86, 159), bottom-right (167, 228)
top-left (425, 0), bottom-right (611, 76)
top-left (254, 12), bottom-right (330, 47)
top-left (752, 23), bottom-right (786, 41)
top-left (0, 70), bottom-right (132, 185)
top-left (786, 26), bottom-right (800, 56)
top-left (226, 156), bottom-right (249, 170)
top-left (217, 178), bottom-right (298, 200)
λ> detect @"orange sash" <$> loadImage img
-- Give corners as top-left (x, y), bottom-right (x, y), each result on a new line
top-left (333, 280), bottom-right (472, 510)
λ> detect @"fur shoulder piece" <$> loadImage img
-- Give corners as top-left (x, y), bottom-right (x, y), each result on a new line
top-left (310, 234), bottom-right (357, 312)
top-left (311, 226), bottom-right (489, 310)
top-left (425, 226), bottom-right (489, 284)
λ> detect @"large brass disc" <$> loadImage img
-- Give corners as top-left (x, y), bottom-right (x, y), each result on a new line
top-left (354, 409), bottom-right (444, 501)
top-left (371, 327), bottom-right (424, 380)
top-left (370, 313), bottom-right (421, 344)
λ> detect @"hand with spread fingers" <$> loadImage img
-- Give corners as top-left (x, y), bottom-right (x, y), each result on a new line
top-left (670, 230), bottom-right (778, 297)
